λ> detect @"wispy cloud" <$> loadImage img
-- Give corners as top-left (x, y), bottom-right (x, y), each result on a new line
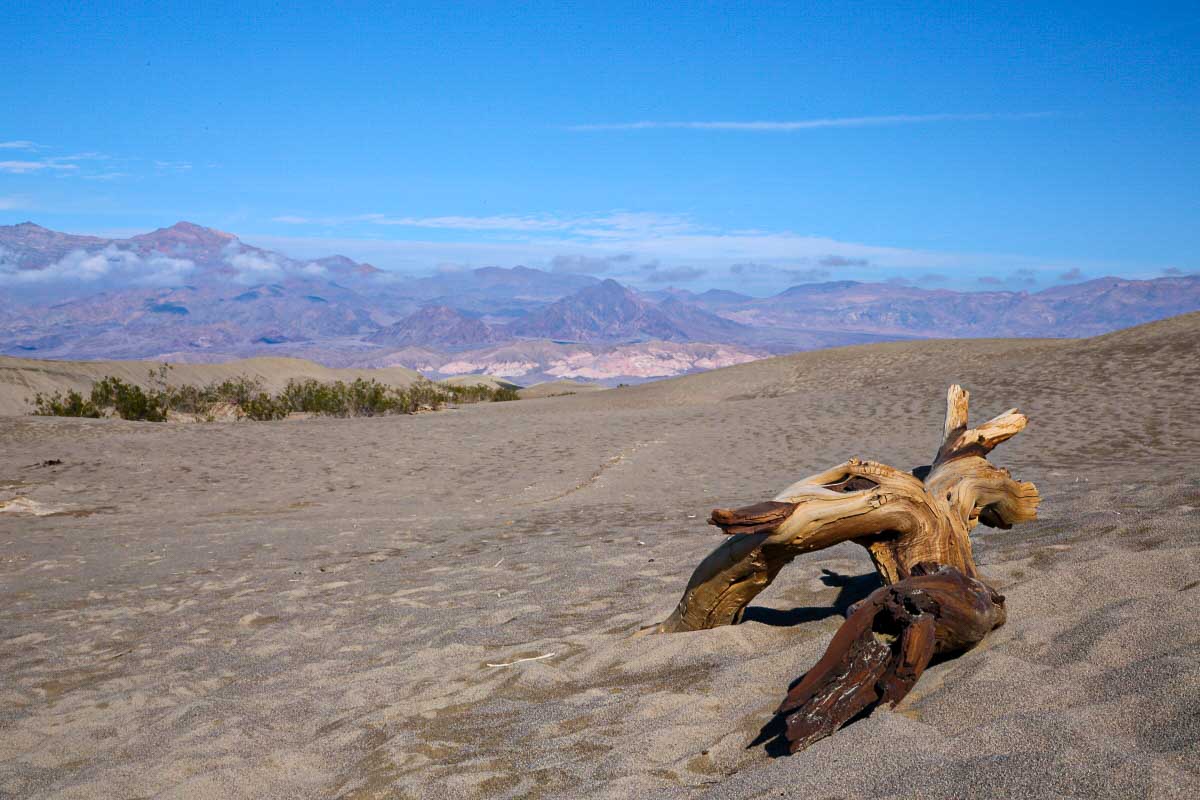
top-left (550, 253), bottom-right (635, 274)
top-left (271, 211), bottom-right (698, 236)
top-left (223, 246), bottom-right (286, 284)
top-left (566, 112), bottom-right (1054, 132)
top-left (0, 139), bottom-right (196, 180)
top-left (258, 210), bottom-right (1005, 273)
top-left (0, 246), bottom-right (194, 288)
top-left (818, 255), bottom-right (869, 268)
top-left (0, 195), bottom-right (30, 210)
top-left (0, 160), bottom-right (78, 174)
top-left (372, 214), bottom-right (565, 231)
top-left (273, 213), bottom-right (565, 230)
top-left (0, 150), bottom-right (108, 175)
top-left (642, 263), bottom-right (706, 283)
top-left (730, 262), bottom-right (831, 283)
top-left (254, 206), bottom-right (1108, 292)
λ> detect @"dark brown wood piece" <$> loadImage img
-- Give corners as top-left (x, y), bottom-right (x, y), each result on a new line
top-left (778, 564), bottom-right (1006, 752)
top-left (709, 501), bottom-right (800, 535)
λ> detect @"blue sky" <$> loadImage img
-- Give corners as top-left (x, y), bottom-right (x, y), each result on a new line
top-left (1, 1), bottom-right (1197, 293)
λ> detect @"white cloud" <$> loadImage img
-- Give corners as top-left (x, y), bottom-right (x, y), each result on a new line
top-left (272, 210), bottom-right (701, 237)
top-left (0, 141), bottom-right (191, 179)
top-left (0, 151), bottom-right (111, 174)
top-left (0, 195), bottom-right (28, 210)
top-left (0, 246), bottom-right (194, 287)
top-left (274, 212), bottom-right (572, 231)
top-left (550, 253), bottom-right (635, 274)
top-left (252, 204), bottom-right (1114, 290)
top-left (0, 160), bottom-right (78, 174)
top-left (224, 245), bottom-right (370, 283)
top-left (223, 245), bottom-right (286, 284)
top-left (567, 112), bottom-right (1054, 132)
top-left (643, 264), bottom-right (707, 283)
top-left (372, 214), bottom-right (568, 231)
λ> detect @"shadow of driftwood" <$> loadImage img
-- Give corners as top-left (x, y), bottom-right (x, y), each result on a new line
top-left (741, 569), bottom-right (881, 627)
top-left (744, 569), bottom-right (883, 757)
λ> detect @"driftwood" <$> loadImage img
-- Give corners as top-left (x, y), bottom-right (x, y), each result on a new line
top-left (653, 385), bottom-right (1039, 753)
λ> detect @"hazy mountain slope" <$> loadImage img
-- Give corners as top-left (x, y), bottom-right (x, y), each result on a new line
top-left (0, 222), bottom-right (110, 269)
top-left (3, 221), bottom-right (1199, 382)
top-left (507, 279), bottom-right (688, 341)
top-left (376, 265), bottom-right (599, 315)
top-left (365, 305), bottom-right (500, 348)
top-left (720, 277), bottom-right (1200, 338)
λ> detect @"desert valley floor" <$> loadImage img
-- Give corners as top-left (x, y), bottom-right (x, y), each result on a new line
top-left (2, 313), bottom-right (1199, 799)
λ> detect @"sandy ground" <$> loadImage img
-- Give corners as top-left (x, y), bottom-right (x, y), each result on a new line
top-left (0, 356), bottom-right (423, 416)
top-left (1, 313), bottom-right (1198, 799)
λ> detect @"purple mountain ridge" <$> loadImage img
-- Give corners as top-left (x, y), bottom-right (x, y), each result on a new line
top-left (507, 279), bottom-right (690, 342)
top-left (367, 306), bottom-right (501, 349)
top-left (2, 220), bottom-right (1199, 383)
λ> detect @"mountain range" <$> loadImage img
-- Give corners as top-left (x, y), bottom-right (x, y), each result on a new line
top-left (2, 220), bottom-right (1198, 383)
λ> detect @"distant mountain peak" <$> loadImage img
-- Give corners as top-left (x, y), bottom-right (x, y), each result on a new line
top-left (507, 278), bottom-right (692, 342)
top-left (133, 221), bottom-right (237, 245)
top-left (779, 280), bottom-right (863, 296)
top-left (366, 304), bottom-right (498, 348)
top-left (312, 254), bottom-right (383, 276)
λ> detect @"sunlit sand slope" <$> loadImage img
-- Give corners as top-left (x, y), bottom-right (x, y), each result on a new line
top-left (1, 313), bottom-right (1197, 798)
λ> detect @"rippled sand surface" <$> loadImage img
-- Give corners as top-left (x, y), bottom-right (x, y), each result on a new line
top-left (2, 313), bottom-right (1198, 799)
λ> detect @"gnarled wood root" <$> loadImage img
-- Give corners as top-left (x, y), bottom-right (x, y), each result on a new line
top-left (779, 563), bottom-right (1005, 752)
top-left (650, 385), bottom-right (1040, 753)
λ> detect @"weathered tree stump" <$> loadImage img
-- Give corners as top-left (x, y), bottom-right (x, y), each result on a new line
top-left (652, 385), bottom-right (1040, 753)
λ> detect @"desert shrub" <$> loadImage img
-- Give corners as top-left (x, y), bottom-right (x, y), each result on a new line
top-left (491, 386), bottom-right (520, 402)
top-left (441, 383), bottom-right (519, 403)
top-left (282, 378), bottom-right (353, 415)
top-left (30, 369), bottom-right (519, 421)
top-left (205, 376), bottom-right (265, 407)
top-left (240, 392), bottom-right (290, 421)
top-left (346, 378), bottom-right (403, 416)
top-left (32, 389), bottom-right (102, 418)
top-left (90, 376), bottom-right (169, 421)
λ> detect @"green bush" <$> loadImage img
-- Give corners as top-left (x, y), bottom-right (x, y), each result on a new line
top-left (241, 392), bottom-right (290, 421)
top-left (32, 389), bottom-right (102, 418)
top-left (441, 383), bottom-right (519, 403)
top-left (89, 376), bottom-right (169, 421)
top-left (30, 366), bottom-right (519, 422)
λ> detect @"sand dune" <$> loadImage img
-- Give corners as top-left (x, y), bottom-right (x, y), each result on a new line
top-left (439, 374), bottom-right (522, 391)
top-left (517, 380), bottom-right (607, 400)
top-left (1, 313), bottom-right (1198, 798)
top-left (0, 355), bottom-right (423, 416)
